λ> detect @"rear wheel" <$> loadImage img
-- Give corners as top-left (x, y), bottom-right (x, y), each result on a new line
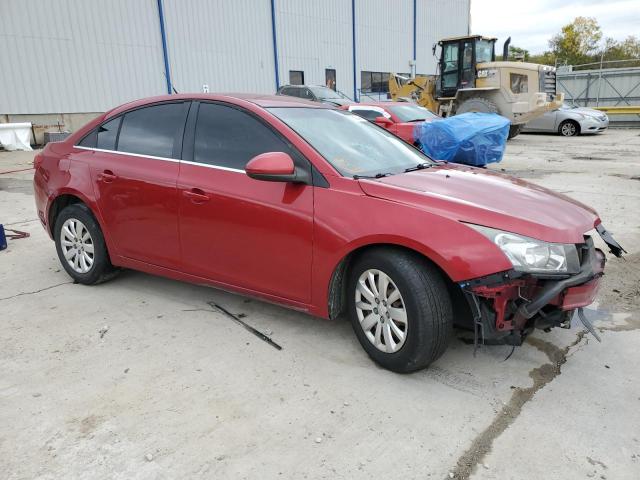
top-left (347, 248), bottom-right (453, 373)
top-left (54, 203), bottom-right (118, 285)
top-left (559, 120), bottom-right (579, 137)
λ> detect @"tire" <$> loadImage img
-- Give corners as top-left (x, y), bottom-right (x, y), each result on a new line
top-left (559, 120), bottom-right (579, 137)
top-left (508, 124), bottom-right (523, 139)
top-left (455, 97), bottom-right (498, 115)
top-left (347, 248), bottom-right (453, 373)
top-left (54, 203), bottom-right (118, 285)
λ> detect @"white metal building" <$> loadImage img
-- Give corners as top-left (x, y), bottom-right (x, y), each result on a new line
top-left (0, 0), bottom-right (470, 131)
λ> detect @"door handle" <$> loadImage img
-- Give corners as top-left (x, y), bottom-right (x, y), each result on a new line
top-left (97, 170), bottom-right (117, 183)
top-left (183, 188), bottom-right (210, 204)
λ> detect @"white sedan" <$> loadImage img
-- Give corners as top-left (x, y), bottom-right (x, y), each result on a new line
top-left (522, 103), bottom-right (609, 137)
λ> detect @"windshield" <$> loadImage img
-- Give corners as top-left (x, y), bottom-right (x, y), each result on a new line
top-left (309, 86), bottom-right (343, 100)
top-left (269, 108), bottom-right (433, 177)
top-left (387, 104), bottom-right (438, 122)
top-left (476, 39), bottom-right (494, 63)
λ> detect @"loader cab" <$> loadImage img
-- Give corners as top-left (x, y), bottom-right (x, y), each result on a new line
top-left (438, 35), bottom-right (496, 98)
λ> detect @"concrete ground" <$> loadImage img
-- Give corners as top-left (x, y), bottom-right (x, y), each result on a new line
top-left (1, 129), bottom-right (639, 480)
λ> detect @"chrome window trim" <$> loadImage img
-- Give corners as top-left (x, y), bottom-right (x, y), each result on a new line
top-left (180, 160), bottom-right (243, 173)
top-left (74, 145), bottom-right (180, 163)
top-left (74, 146), bottom-right (244, 173)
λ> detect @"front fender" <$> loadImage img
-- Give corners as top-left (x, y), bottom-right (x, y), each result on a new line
top-left (309, 182), bottom-right (511, 317)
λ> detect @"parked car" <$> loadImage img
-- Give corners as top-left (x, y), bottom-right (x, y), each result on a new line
top-left (522, 102), bottom-right (609, 136)
top-left (276, 85), bottom-right (354, 107)
top-left (341, 102), bottom-right (439, 145)
top-left (34, 93), bottom-right (623, 373)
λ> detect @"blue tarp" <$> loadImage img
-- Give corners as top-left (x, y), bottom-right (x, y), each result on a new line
top-left (414, 112), bottom-right (510, 166)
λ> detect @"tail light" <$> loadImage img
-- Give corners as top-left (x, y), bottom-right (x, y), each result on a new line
top-left (33, 153), bottom-right (43, 169)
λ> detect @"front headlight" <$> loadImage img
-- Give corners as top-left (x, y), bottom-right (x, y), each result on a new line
top-left (468, 224), bottom-right (580, 274)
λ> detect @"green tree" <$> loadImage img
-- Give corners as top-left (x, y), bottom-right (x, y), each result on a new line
top-left (549, 16), bottom-right (602, 65)
top-left (496, 45), bottom-right (530, 61)
top-left (508, 45), bottom-right (530, 61)
top-left (602, 35), bottom-right (640, 65)
top-left (529, 51), bottom-right (556, 66)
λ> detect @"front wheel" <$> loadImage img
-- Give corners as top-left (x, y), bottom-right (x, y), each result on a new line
top-left (347, 248), bottom-right (453, 373)
top-left (559, 120), bottom-right (579, 137)
top-left (508, 124), bottom-right (523, 139)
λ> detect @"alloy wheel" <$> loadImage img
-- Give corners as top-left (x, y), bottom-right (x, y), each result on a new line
top-left (60, 218), bottom-right (95, 273)
top-left (561, 122), bottom-right (577, 136)
top-left (354, 269), bottom-right (408, 353)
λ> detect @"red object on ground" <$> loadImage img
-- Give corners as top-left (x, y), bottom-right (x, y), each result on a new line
top-left (0, 167), bottom-right (34, 175)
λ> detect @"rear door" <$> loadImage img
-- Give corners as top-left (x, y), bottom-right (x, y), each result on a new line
top-left (178, 102), bottom-right (314, 302)
top-left (86, 102), bottom-right (189, 269)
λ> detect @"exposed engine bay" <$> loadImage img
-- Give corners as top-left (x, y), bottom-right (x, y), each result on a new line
top-left (459, 224), bottom-right (625, 349)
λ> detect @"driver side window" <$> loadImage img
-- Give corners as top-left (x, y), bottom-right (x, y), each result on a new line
top-left (193, 103), bottom-right (295, 170)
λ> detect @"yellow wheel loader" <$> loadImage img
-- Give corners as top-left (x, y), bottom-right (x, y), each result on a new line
top-left (389, 35), bottom-right (564, 139)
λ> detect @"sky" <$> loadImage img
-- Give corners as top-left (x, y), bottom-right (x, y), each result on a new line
top-left (471, 0), bottom-right (640, 54)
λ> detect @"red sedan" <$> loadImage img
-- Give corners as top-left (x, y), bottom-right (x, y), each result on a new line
top-left (33, 94), bottom-right (623, 372)
top-left (341, 102), bottom-right (439, 145)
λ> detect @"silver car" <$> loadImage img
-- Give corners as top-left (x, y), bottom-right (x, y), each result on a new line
top-left (522, 103), bottom-right (609, 137)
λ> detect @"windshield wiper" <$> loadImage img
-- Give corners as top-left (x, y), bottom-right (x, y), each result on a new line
top-left (353, 172), bottom-right (393, 180)
top-left (404, 162), bottom-right (433, 173)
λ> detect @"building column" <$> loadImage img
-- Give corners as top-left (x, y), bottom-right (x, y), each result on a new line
top-left (270, 0), bottom-right (280, 89)
top-left (156, 0), bottom-right (173, 94)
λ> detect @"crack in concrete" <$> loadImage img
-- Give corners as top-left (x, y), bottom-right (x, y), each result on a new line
top-left (446, 332), bottom-right (587, 480)
top-left (0, 281), bottom-right (73, 301)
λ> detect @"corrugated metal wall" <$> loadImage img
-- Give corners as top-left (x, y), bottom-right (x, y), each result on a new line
top-left (356, 0), bottom-right (414, 76)
top-left (0, 0), bottom-right (167, 114)
top-left (0, 0), bottom-right (470, 115)
top-left (162, 0), bottom-right (276, 94)
top-left (275, 0), bottom-right (352, 95)
top-left (417, 0), bottom-right (471, 75)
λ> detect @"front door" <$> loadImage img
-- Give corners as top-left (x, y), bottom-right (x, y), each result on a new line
top-left (88, 102), bottom-right (189, 269)
top-left (460, 40), bottom-right (475, 89)
top-left (441, 41), bottom-right (460, 97)
top-left (178, 102), bottom-right (314, 303)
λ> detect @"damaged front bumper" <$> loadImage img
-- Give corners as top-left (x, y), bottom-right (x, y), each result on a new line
top-left (459, 226), bottom-right (624, 345)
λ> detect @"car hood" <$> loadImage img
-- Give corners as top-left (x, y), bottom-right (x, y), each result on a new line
top-left (566, 107), bottom-right (606, 118)
top-left (573, 107), bottom-right (605, 117)
top-left (358, 163), bottom-right (599, 244)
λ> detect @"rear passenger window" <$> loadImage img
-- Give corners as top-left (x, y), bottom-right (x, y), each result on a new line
top-left (96, 117), bottom-right (121, 150)
top-left (117, 103), bottom-right (187, 158)
top-left (193, 103), bottom-right (292, 170)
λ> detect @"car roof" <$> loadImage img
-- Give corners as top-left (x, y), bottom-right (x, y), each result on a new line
top-left (105, 93), bottom-right (330, 118)
top-left (279, 84), bottom-right (329, 89)
top-left (349, 102), bottom-right (395, 108)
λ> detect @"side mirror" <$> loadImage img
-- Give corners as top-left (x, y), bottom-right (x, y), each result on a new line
top-left (245, 152), bottom-right (298, 183)
top-left (374, 116), bottom-right (393, 127)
